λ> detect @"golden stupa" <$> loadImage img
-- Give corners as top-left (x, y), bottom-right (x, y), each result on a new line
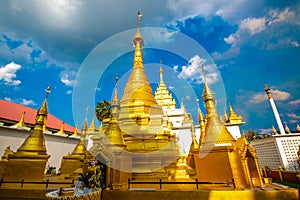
top-left (90, 11), bottom-right (181, 189)
top-left (188, 66), bottom-right (263, 189)
top-left (1, 87), bottom-right (51, 181)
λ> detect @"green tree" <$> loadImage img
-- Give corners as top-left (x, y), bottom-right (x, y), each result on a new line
top-left (244, 129), bottom-right (258, 141)
top-left (95, 100), bottom-right (111, 122)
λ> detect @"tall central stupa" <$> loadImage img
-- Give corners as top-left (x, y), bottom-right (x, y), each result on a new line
top-left (91, 12), bottom-right (180, 189)
top-left (118, 11), bottom-right (165, 144)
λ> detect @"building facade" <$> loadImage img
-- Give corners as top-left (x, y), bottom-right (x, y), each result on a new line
top-left (251, 134), bottom-right (300, 171)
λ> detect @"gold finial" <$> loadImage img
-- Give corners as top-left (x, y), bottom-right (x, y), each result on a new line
top-left (285, 124), bottom-right (290, 133)
top-left (190, 124), bottom-right (199, 150)
top-left (57, 122), bottom-right (65, 135)
top-left (297, 124), bottom-right (300, 132)
top-left (137, 11), bottom-right (142, 30)
top-left (72, 124), bottom-right (78, 137)
top-left (45, 86), bottom-right (51, 99)
top-left (272, 125), bottom-right (277, 134)
top-left (224, 110), bottom-right (228, 122)
top-left (264, 84), bottom-right (272, 99)
top-left (13, 111), bottom-right (27, 127)
top-left (133, 11), bottom-right (144, 47)
top-left (159, 60), bottom-right (164, 84)
top-left (229, 105), bottom-right (237, 117)
top-left (115, 74), bottom-right (118, 85)
top-left (201, 65), bottom-right (215, 103)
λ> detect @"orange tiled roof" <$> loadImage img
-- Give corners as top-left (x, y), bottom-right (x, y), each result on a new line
top-left (0, 99), bottom-right (77, 133)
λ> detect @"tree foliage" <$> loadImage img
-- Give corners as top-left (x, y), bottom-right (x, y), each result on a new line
top-left (244, 129), bottom-right (258, 141)
top-left (95, 100), bottom-right (111, 122)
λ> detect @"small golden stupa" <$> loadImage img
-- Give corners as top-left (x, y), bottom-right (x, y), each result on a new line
top-left (1, 87), bottom-right (51, 181)
top-left (189, 67), bottom-right (263, 189)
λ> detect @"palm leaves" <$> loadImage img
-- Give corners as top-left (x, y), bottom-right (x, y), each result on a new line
top-left (95, 100), bottom-right (111, 122)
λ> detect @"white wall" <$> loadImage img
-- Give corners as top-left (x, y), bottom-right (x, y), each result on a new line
top-left (0, 126), bottom-right (79, 170)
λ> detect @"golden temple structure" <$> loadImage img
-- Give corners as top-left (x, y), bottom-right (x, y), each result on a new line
top-left (188, 67), bottom-right (263, 189)
top-left (0, 10), bottom-right (298, 200)
top-left (90, 11), bottom-right (182, 189)
top-left (89, 11), bottom-right (264, 191)
top-left (0, 87), bottom-right (51, 181)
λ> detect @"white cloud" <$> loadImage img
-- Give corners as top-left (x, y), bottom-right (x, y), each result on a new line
top-left (240, 17), bottom-right (266, 35)
top-left (173, 65), bottom-right (178, 72)
top-left (0, 62), bottom-right (22, 85)
top-left (212, 47), bottom-right (240, 61)
top-left (223, 7), bottom-right (297, 50)
top-left (289, 99), bottom-right (300, 106)
top-left (60, 72), bottom-right (75, 86)
top-left (178, 55), bottom-right (205, 81)
top-left (177, 55), bottom-right (220, 85)
top-left (166, 0), bottom-right (254, 23)
top-left (290, 41), bottom-right (300, 47)
top-left (19, 98), bottom-right (36, 106)
top-left (4, 97), bottom-right (11, 101)
top-left (287, 113), bottom-right (300, 120)
top-left (250, 93), bottom-right (266, 104)
top-left (143, 28), bottom-right (178, 46)
top-left (224, 17), bottom-right (266, 46)
top-left (268, 8), bottom-right (295, 25)
top-left (271, 89), bottom-right (291, 101)
top-left (250, 89), bottom-right (291, 104)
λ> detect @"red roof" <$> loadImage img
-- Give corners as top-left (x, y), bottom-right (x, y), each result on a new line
top-left (0, 99), bottom-right (77, 133)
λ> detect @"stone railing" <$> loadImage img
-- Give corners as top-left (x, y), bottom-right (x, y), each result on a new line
top-left (45, 188), bottom-right (101, 200)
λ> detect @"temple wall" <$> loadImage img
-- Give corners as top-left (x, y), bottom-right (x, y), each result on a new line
top-left (0, 126), bottom-right (79, 170)
top-left (194, 147), bottom-right (233, 182)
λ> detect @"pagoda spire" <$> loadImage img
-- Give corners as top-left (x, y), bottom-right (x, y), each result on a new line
top-left (120, 11), bottom-right (161, 118)
top-left (190, 123), bottom-right (199, 150)
top-left (133, 11), bottom-right (144, 47)
top-left (106, 75), bottom-right (125, 148)
top-left (200, 66), bottom-right (235, 149)
top-left (16, 86), bottom-right (51, 155)
top-left (159, 60), bottom-right (164, 84)
top-left (13, 111), bottom-right (27, 128)
top-left (264, 84), bottom-right (285, 135)
top-left (111, 74), bottom-right (120, 116)
top-left (133, 11), bottom-right (144, 68)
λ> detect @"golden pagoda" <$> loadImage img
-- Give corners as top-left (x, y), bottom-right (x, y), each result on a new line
top-left (59, 136), bottom-right (94, 179)
top-left (2, 87), bottom-right (51, 181)
top-left (189, 67), bottom-right (263, 189)
top-left (118, 11), bottom-right (163, 139)
top-left (91, 11), bottom-right (181, 189)
top-left (154, 62), bottom-right (176, 110)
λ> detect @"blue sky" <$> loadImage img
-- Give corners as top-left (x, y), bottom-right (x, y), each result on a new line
top-left (0, 0), bottom-right (300, 134)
